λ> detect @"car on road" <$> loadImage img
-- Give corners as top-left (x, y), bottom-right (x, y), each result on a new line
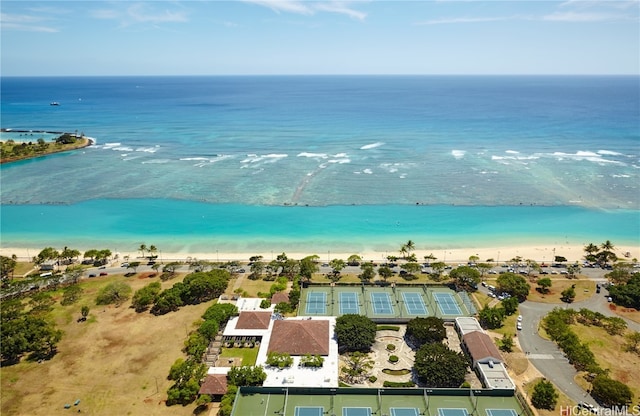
top-left (517, 315), bottom-right (523, 322)
top-left (99, 272), bottom-right (108, 276)
top-left (121, 263), bottom-right (129, 267)
top-left (88, 274), bottom-right (96, 278)
top-left (517, 322), bottom-right (522, 330)
top-left (607, 296), bottom-right (612, 302)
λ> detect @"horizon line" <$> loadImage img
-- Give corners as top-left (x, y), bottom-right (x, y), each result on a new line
top-left (2, 73), bottom-right (639, 78)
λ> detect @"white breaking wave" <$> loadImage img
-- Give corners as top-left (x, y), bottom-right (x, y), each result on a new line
top-left (360, 142), bottom-right (385, 150)
top-left (113, 146), bottom-right (134, 152)
top-left (451, 150), bottom-right (466, 159)
top-left (598, 150), bottom-right (623, 156)
top-left (362, 168), bottom-right (373, 174)
top-left (241, 153), bottom-right (288, 168)
top-left (550, 151), bottom-right (624, 165)
top-left (102, 142), bottom-right (121, 148)
top-left (136, 146), bottom-right (159, 153)
top-left (297, 152), bottom-right (328, 159)
top-left (505, 150), bottom-right (520, 154)
top-left (142, 159), bottom-right (170, 164)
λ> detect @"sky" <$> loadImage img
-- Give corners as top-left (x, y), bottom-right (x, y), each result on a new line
top-left (1, 0), bottom-right (639, 76)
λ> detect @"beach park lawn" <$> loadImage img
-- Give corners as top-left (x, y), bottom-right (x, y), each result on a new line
top-left (1, 272), bottom-right (210, 416)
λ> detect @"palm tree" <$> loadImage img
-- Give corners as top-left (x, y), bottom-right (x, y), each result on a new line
top-left (148, 245), bottom-right (157, 259)
top-left (601, 240), bottom-right (615, 252)
top-left (138, 244), bottom-right (147, 259)
top-left (400, 240), bottom-right (415, 259)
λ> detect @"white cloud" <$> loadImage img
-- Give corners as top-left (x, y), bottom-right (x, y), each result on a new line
top-left (416, 15), bottom-right (519, 25)
top-left (0, 12), bottom-right (59, 32)
top-left (242, 0), bottom-right (367, 20)
top-left (90, 2), bottom-right (188, 27)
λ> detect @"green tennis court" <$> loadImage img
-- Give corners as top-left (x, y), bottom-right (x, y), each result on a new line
top-left (390, 408), bottom-right (421, 416)
top-left (486, 409), bottom-right (518, 416)
top-left (371, 292), bottom-right (394, 314)
top-left (294, 406), bottom-right (324, 416)
top-left (306, 292), bottom-right (326, 314)
top-left (402, 292), bottom-right (428, 315)
top-left (438, 408), bottom-right (469, 416)
top-left (343, 407), bottom-right (372, 416)
top-left (339, 292), bottom-right (360, 314)
top-left (433, 292), bottom-right (463, 315)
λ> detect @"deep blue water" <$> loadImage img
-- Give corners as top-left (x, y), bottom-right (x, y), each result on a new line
top-left (1, 76), bottom-right (638, 253)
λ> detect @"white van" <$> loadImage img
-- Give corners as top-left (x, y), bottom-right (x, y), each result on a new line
top-left (40, 272), bottom-right (53, 278)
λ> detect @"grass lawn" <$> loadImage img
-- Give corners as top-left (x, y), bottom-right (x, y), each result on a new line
top-left (527, 278), bottom-right (596, 304)
top-left (219, 347), bottom-right (259, 366)
top-left (1, 272), bottom-right (212, 416)
top-left (571, 323), bottom-right (640, 400)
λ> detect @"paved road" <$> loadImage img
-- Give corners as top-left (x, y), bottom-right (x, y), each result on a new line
top-left (517, 273), bottom-right (639, 407)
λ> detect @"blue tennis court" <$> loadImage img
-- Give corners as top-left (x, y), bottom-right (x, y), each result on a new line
top-left (343, 408), bottom-right (372, 416)
top-left (438, 409), bottom-right (469, 416)
top-left (306, 292), bottom-right (326, 314)
top-left (370, 292), bottom-right (394, 314)
top-left (402, 292), bottom-right (428, 315)
top-left (486, 410), bottom-right (517, 416)
top-left (295, 406), bottom-right (324, 416)
top-left (433, 292), bottom-right (463, 315)
top-left (339, 292), bottom-right (360, 314)
top-left (391, 408), bottom-right (420, 416)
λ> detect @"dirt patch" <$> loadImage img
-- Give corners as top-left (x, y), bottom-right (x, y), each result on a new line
top-left (1, 273), bottom-right (212, 416)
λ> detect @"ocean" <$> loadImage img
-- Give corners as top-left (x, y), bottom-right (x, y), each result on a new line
top-left (1, 76), bottom-right (638, 254)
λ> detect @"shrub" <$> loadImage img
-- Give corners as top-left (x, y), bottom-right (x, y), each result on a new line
top-left (96, 281), bottom-right (132, 306)
top-left (389, 355), bottom-right (399, 363)
top-left (377, 325), bottom-right (400, 331)
top-left (383, 381), bottom-right (415, 387)
top-left (266, 352), bottom-right (293, 368)
top-left (368, 376), bottom-right (377, 383)
top-left (386, 344), bottom-right (396, 351)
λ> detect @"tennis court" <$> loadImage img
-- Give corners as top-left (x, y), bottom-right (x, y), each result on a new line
top-left (343, 407), bottom-right (372, 416)
top-left (295, 407), bottom-right (324, 416)
top-left (402, 292), bottom-right (428, 315)
top-left (371, 292), bottom-right (394, 315)
top-left (438, 408), bottom-right (469, 416)
top-left (339, 292), bottom-right (360, 314)
top-left (433, 292), bottom-right (463, 315)
top-left (306, 292), bottom-right (326, 314)
top-left (486, 409), bottom-right (518, 416)
top-left (390, 408), bottom-right (421, 416)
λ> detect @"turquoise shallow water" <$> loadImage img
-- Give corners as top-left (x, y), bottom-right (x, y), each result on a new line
top-left (1, 200), bottom-right (637, 254)
top-left (1, 76), bottom-right (638, 252)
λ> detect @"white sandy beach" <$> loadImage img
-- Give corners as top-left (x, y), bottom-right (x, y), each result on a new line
top-left (2, 243), bottom-right (638, 265)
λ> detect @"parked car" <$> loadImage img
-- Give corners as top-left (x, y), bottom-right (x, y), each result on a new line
top-left (99, 272), bottom-right (108, 276)
top-left (517, 322), bottom-right (522, 330)
top-left (88, 274), bottom-right (96, 278)
top-left (517, 315), bottom-right (523, 322)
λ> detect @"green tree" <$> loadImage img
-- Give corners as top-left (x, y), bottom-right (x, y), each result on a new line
top-left (61, 285), bottom-right (84, 306)
top-left (623, 331), bottom-right (640, 355)
top-left (400, 262), bottom-right (421, 279)
top-left (496, 272), bottom-right (531, 301)
top-left (181, 270), bottom-right (230, 304)
top-left (429, 262), bottom-right (446, 281)
top-left (96, 281), bottom-right (132, 306)
top-left (249, 260), bottom-right (265, 280)
top-left (138, 244), bottom-right (147, 259)
top-left (81, 305), bottom-right (90, 319)
top-left (499, 334), bottom-right (514, 353)
top-left (478, 305), bottom-right (506, 329)
top-left (34, 247), bottom-right (59, 265)
top-left (531, 379), bottom-right (558, 410)
top-left (299, 255), bottom-right (319, 282)
top-left (0, 255), bottom-right (17, 280)
top-left (561, 286), bottom-right (576, 303)
top-left (347, 254), bottom-right (362, 266)
top-left (151, 286), bottom-right (185, 315)
top-left (227, 365), bottom-right (267, 386)
top-left (405, 317), bottom-right (446, 348)
top-left (359, 262), bottom-right (376, 283)
top-left (266, 352), bottom-right (294, 368)
top-left (340, 351), bottom-right (374, 384)
top-left (127, 261), bottom-right (141, 274)
top-left (591, 375), bottom-right (633, 408)
top-left (335, 314), bottom-right (377, 353)
top-left (377, 265), bottom-right (393, 283)
top-left (501, 297), bottom-right (519, 316)
top-left (29, 292), bottom-right (55, 315)
top-left (328, 258), bottom-right (345, 281)
top-left (131, 281), bottom-right (162, 312)
top-left (413, 342), bottom-right (469, 387)
top-left (166, 358), bottom-right (207, 406)
top-left (537, 277), bottom-right (552, 294)
top-left (450, 266), bottom-right (481, 291)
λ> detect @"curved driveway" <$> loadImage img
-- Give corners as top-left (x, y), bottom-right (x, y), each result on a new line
top-left (517, 274), bottom-right (639, 406)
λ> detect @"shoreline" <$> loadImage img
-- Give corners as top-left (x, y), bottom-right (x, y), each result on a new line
top-left (0, 130), bottom-right (94, 164)
top-left (2, 243), bottom-right (638, 265)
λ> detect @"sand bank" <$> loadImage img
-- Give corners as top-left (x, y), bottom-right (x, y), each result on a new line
top-left (2, 243), bottom-right (638, 265)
